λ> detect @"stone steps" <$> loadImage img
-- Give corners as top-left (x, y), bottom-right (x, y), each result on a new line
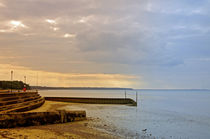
top-left (0, 93), bottom-right (38, 102)
top-left (0, 91), bottom-right (87, 128)
top-left (0, 92), bottom-right (45, 114)
top-left (0, 94), bottom-right (40, 106)
top-left (0, 96), bottom-right (42, 112)
top-left (2, 98), bottom-right (45, 113)
top-left (0, 92), bottom-right (37, 97)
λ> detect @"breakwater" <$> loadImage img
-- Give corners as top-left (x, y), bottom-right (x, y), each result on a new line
top-left (45, 97), bottom-right (137, 106)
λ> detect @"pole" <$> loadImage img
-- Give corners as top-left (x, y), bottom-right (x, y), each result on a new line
top-left (24, 76), bottom-right (26, 84)
top-left (125, 90), bottom-right (126, 99)
top-left (11, 70), bottom-right (13, 92)
top-left (136, 91), bottom-right (138, 107)
top-left (36, 72), bottom-right (38, 92)
top-left (24, 76), bottom-right (27, 92)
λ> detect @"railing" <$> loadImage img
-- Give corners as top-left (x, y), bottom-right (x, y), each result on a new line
top-left (0, 90), bottom-right (38, 93)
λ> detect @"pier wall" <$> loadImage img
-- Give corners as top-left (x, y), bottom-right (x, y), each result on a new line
top-left (45, 97), bottom-right (137, 106)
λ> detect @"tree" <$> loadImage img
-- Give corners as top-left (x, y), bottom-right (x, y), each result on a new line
top-left (0, 81), bottom-right (30, 90)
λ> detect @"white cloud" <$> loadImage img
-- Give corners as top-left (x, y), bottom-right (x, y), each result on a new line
top-left (190, 9), bottom-right (205, 14)
top-left (198, 58), bottom-right (210, 62)
top-left (77, 16), bottom-right (94, 24)
top-left (0, 29), bottom-right (6, 32)
top-left (45, 19), bottom-right (60, 31)
top-left (45, 19), bottom-right (56, 24)
top-left (10, 20), bottom-right (26, 28)
top-left (53, 27), bottom-right (59, 31)
top-left (0, 20), bottom-right (27, 33)
top-left (50, 27), bottom-right (59, 31)
top-left (63, 33), bottom-right (76, 38)
top-left (78, 18), bottom-right (86, 23)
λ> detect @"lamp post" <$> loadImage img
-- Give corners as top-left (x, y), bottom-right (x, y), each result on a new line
top-left (11, 70), bottom-right (13, 92)
top-left (24, 76), bottom-right (26, 84)
top-left (36, 72), bottom-right (38, 92)
top-left (23, 76), bottom-right (27, 92)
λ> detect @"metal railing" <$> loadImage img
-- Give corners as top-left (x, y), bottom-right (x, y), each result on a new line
top-left (0, 89), bottom-right (38, 93)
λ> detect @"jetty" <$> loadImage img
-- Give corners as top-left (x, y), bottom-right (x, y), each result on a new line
top-left (45, 97), bottom-right (137, 106)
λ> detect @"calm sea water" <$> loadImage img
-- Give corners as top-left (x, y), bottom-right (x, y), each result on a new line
top-left (39, 89), bottom-right (210, 139)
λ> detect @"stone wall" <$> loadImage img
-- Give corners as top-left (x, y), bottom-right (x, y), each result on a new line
top-left (0, 91), bottom-right (45, 113)
top-left (45, 97), bottom-right (137, 106)
top-left (0, 110), bottom-right (86, 128)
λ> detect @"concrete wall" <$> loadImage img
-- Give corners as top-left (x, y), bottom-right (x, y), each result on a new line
top-left (45, 97), bottom-right (137, 106)
top-left (0, 110), bottom-right (86, 128)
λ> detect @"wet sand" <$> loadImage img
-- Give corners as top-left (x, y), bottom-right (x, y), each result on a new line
top-left (0, 101), bottom-right (121, 139)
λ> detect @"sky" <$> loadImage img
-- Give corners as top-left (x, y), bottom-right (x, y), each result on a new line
top-left (0, 0), bottom-right (210, 89)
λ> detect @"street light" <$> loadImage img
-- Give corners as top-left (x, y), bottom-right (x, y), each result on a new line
top-left (11, 70), bottom-right (13, 92)
top-left (24, 76), bottom-right (26, 84)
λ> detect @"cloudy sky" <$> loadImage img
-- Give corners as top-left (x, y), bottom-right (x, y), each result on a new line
top-left (0, 0), bottom-right (210, 88)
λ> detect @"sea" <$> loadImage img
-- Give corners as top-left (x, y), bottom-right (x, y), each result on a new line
top-left (39, 89), bottom-right (210, 139)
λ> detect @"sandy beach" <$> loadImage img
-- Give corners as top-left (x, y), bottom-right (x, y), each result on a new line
top-left (0, 101), bottom-right (121, 139)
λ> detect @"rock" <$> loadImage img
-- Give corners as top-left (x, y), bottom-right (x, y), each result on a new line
top-left (142, 129), bottom-right (147, 132)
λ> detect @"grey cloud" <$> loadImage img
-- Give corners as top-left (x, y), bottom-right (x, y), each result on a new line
top-left (0, 0), bottom-right (210, 88)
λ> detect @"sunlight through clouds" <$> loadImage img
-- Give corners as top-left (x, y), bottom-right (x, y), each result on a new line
top-left (45, 19), bottom-right (60, 32)
top-left (63, 33), bottom-right (76, 38)
top-left (52, 27), bottom-right (59, 31)
top-left (0, 20), bottom-right (27, 33)
top-left (10, 20), bottom-right (26, 28)
top-left (0, 64), bottom-right (139, 87)
top-left (45, 19), bottom-right (56, 24)
top-left (0, 1), bottom-right (5, 8)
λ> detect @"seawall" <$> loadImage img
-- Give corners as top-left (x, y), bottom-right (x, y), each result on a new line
top-left (0, 110), bottom-right (86, 128)
top-left (45, 97), bottom-right (137, 106)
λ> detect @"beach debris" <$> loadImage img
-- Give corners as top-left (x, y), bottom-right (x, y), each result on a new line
top-left (142, 129), bottom-right (147, 132)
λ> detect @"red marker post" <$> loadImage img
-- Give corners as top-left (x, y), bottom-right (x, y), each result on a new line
top-left (23, 85), bottom-right (27, 92)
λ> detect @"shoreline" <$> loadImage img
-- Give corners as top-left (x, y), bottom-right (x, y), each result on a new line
top-left (0, 120), bottom-right (120, 139)
top-left (0, 101), bottom-right (122, 139)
